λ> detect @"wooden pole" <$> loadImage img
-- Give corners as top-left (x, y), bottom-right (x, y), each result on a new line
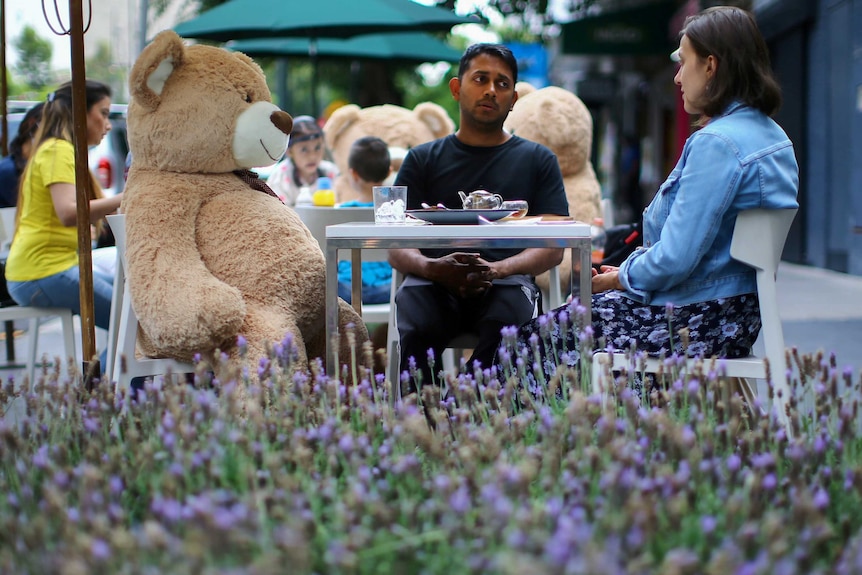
top-left (1, 0), bottom-right (8, 157)
top-left (68, 0), bottom-right (99, 386)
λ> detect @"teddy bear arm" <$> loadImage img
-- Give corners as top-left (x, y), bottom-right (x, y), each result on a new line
top-left (129, 269), bottom-right (246, 355)
top-left (124, 196), bottom-right (247, 353)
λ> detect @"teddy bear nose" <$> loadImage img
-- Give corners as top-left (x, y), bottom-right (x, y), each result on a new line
top-left (270, 110), bottom-right (293, 135)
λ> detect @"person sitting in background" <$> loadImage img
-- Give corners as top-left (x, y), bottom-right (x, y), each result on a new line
top-left (337, 136), bottom-right (393, 305)
top-left (0, 103), bottom-right (45, 207)
top-left (498, 6), bottom-right (799, 394)
top-left (5, 80), bottom-right (123, 350)
top-left (266, 115), bottom-right (338, 206)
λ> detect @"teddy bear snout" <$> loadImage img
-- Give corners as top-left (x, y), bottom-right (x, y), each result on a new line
top-left (271, 110), bottom-right (293, 136)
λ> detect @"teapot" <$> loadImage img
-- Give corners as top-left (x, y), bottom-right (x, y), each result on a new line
top-left (459, 190), bottom-right (504, 210)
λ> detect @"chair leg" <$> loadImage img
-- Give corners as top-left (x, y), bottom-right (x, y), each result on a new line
top-left (26, 317), bottom-right (40, 389)
top-left (59, 311), bottom-right (77, 380)
top-left (4, 320), bottom-right (14, 363)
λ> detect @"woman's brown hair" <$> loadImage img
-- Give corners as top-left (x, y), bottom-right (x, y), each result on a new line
top-left (15, 79), bottom-right (112, 229)
top-left (680, 6), bottom-right (782, 120)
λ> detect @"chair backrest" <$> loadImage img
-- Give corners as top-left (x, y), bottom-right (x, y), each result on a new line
top-left (105, 214), bottom-right (126, 380)
top-left (729, 208), bottom-right (797, 273)
top-left (107, 213), bottom-right (128, 267)
top-left (601, 197), bottom-right (614, 228)
top-left (294, 205), bottom-right (387, 262)
top-left (0, 207), bottom-right (17, 254)
top-left (729, 208), bottom-right (797, 378)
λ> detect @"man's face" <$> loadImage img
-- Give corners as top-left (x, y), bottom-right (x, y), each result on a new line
top-left (450, 53), bottom-right (517, 128)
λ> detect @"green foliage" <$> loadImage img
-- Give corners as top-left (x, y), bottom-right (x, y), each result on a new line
top-left (13, 25), bottom-right (54, 90)
top-left (395, 66), bottom-right (459, 129)
top-left (85, 41), bottom-right (128, 103)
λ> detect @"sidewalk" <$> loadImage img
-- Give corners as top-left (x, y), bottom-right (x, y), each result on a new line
top-left (2, 262), bottom-right (861, 385)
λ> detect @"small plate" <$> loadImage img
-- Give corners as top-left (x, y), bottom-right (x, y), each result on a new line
top-left (406, 208), bottom-right (516, 225)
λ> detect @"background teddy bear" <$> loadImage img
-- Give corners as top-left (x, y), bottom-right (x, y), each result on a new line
top-left (323, 103), bottom-right (454, 203)
top-left (123, 30), bottom-right (368, 391)
top-left (505, 83), bottom-right (602, 296)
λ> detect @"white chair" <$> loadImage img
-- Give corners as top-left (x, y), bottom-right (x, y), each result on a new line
top-left (601, 197), bottom-right (615, 228)
top-left (591, 208), bottom-right (798, 433)
top-left (106, 214), bottom-right (193, 392)
top-left (0, 305), bottom-right (76, 389)
top-left (0, 207), bottom-right (17, 254)
top-left (0, 207), bottom-right (77, 387)
top-left (294, 205), bottom-right (390, 324)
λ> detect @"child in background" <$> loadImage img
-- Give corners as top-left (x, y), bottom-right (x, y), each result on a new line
top-left (266, 115), bottom-right (338, 206)
top-left (337, 136), bottom-right (393, 305)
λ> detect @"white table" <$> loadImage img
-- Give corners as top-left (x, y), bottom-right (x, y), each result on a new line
top-left (324, 220), bottom-right (592, 377)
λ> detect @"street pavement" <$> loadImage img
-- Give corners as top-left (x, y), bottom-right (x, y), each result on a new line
top-left (1, 262), bottom-right (861, 386)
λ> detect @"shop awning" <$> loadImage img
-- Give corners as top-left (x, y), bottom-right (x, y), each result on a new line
top-left (561, 0), bottom-right (680, 56)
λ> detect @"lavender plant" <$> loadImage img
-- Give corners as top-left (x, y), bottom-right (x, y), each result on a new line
top-left (0, 323), bottom-right (860, 575)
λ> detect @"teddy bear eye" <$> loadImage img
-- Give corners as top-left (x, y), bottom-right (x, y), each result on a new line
top-left (244, 94), bottom-right (252, 103)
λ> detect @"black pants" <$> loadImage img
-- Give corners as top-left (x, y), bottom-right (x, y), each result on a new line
top-left (395, 275), bottom-right (539, 391)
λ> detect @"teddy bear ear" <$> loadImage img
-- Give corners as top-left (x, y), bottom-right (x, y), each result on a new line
top-left (231, 50), bottom-right (266, 79)
top-left (129, 30), bottom-right (186, 112)
top-left (323, 104), bottom-right (361, 149)
top-left (413, 102), bottom-right (455, 140)
top-left (515, 81), bottom-right (536, 99)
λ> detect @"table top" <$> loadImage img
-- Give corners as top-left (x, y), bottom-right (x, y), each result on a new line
top-left (325, 219), bottom-right (591, 240)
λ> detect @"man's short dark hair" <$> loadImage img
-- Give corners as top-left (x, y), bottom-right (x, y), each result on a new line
top-left (458, 43), bottom-right (518, 85)
top-left (348, 136), bottom-right (390, 184)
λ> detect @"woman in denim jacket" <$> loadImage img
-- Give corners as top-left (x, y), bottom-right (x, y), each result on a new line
top-left (499, 6), bottom-right (799, 390)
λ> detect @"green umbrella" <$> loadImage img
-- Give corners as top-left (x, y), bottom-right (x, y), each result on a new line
top-left (174, 0), bottom-right (479, 43)
top-left (226, 31), bottom-right (462, 63)
top-left (175, 0), bottom-right (478, 114)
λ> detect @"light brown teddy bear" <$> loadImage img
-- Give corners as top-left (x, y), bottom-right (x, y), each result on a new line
top-left (123, 30), bottom-right (368, 388)
top-left (504, 83), bottom-right (602, 296)
top-left (323, 103), bottom-right (455, 203)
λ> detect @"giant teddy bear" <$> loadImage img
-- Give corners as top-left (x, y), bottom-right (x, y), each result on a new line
top-left (504, 83), bottom-right (602, 296)
top-left (323, 103), bottom-right (455, 203)
top-left (123, 30), bottom-right (368, 388)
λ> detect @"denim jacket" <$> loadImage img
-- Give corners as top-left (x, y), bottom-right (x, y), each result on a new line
top-left (618, 102), bottom-right (799, 306)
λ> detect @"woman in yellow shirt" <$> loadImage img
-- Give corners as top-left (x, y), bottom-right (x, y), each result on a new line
top-left (6, 80), bottom-right (123, 332)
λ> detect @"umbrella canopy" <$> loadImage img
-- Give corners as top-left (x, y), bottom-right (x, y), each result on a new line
top-left (226, 31), bottom-right (462, 63)
top-left (174, 0), bottom-right (479, 43)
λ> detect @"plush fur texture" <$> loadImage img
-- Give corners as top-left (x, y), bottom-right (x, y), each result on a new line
top-left (505, 83), bottom-right (602, 294)
top-left (123, 30), bottom-right (368, 389)
top-left (323, 103), bottom-right (454, 203)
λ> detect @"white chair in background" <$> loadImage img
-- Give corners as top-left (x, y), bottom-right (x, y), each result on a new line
top-left (0, 207), bottom-right (17, 254)
top-left (106, 214), bottom-right (193, 392)
top-left (294, 205), bottom-right (391, 325)
top-left (0, 207), bottom-right (76, 387)
top-left (601, 197), bottom-right (615, 228)
top-left (0, 305), bottom-right (75, 389)
top-left (591, 208), bottom-right (798, 434)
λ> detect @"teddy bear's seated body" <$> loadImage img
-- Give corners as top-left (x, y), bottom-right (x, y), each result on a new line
top-left (123, 30), bottom-right (367, 386)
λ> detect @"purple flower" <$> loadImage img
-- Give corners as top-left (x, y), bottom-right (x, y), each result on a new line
top-left (700, 515), bottom-right (717, 534)
top-left (762, 474), bottom-right (777, 490)
top-left (338, 434), bottom-right (354, 454)
top-left (91, 538), bottom-right (110, 560)
top-left (813, 488), bottom-right (830, 510)
top-left (726, 454), bottom-right (741, 472)
top-left (32, 445), bottom-right (50, 469)
top-left (449, 485), bottom-right (470, 514)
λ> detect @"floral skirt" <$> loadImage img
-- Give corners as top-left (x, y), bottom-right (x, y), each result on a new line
top-left (496, 291), bottom-right (761, 390)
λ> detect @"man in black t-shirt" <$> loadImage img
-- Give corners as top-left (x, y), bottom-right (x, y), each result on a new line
top-left (390, 43), bottom-right (569, 390)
